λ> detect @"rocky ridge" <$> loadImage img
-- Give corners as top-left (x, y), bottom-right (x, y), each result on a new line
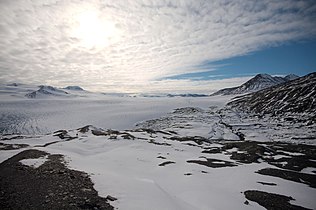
top-left (211, 73), bottom-right (299, 96)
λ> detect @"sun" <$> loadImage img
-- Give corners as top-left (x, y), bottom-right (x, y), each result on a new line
top-left (73, 10), bottom-right (120, 48)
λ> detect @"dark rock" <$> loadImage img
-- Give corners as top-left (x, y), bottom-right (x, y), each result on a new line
top-left (0, 149), bottom-right (114, 210)
top-left (257, 168), bottom-right (316, 188)
top-left (187, 158), bottom-right (237, 168)
top-left (159, 161), bottom-right (176, 166)
top-left (222, 141), bottom-right (266, 163)
top-left (149, 140), bottom-right (171, 146)
top-left (106, 195), bottom-right (117, 201)
top-left (0, 142), bottom-right (29, 150)
top-left (121, 133), bottom-right (135, 140)
top-left (244, 190), bottom-right (310, 210)
top-left (91, 130), bottom-right (107, 136)
top-left (201, 147), bottom-right (221, 154)
top-left (78, 125), bottom-right (92, 133)
top-left (169, 136), bottom-right (208, 145)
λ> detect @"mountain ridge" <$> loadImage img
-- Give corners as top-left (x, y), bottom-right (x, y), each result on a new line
top-left (227, 72), bottom-right (316, 114)
top-left (211, 73), bottom-right (299, 96)
top-left (25, 85), bottom-right (69, 98)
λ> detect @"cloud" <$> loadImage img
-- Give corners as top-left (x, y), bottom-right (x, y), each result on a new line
top-left (142, 76), bottom-right (253, 94)
top-left (0, 0), bottom-right (315, 93)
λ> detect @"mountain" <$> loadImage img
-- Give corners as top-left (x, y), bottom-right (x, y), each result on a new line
top-left (284, 74), bottom-right (299, 81)
top-left (166, 93), bottom-right (208, 97)
top-left (64, 86), bottom-right (85, 91)
top-left (25, 85), bottom-right (69, 98)
top-left (227, 72), bottom-right (316, 114)
top-left (211, 73), bottom-right (299, 96)
top-left (6, 83), bottom-right (20, 87)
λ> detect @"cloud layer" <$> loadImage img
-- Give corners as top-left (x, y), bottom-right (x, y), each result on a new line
top-left (0, 0), bottom-right (315, 93)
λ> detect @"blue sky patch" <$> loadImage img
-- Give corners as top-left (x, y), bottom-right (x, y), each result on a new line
top-left (167, 40), bottom-right (316, 81)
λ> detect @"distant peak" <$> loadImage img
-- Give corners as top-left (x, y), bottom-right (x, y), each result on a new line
top-left (254, 73), bottom-right (272, 78)
top-left (64, 86), bottom-right (84, 91)
top-left (284, 74), bottom-right (299, 81)
top-left (7, 82), bottom-right (19, 87)
top-left (39, 85), bottom-right (56, 90)
top-left (26, 85), bottom-right (68, 98)
top-left (211, 73), bottom-right (291, 96)
top-left (286, 74), bottom-right (298, 76)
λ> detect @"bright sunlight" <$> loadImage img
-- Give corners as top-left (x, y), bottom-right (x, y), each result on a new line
top-left (74, 10), bottom-right (120, 48)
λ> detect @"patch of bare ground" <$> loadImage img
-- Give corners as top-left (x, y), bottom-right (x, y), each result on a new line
top-left (158, 161), bottom-right (175, 166)
top-left (0, 149), bottom-right (114, 210)
top-left (187, 158), bottom-right (237, 168)
top-left (244, 190), bottom-right (311, 210)
top-left (257, 168), bottom-right (316, 188)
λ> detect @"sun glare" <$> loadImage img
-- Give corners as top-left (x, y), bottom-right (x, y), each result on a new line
top-left (74, 10), bottom-right (120, 48)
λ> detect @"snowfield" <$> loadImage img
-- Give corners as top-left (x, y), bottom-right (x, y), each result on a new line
top-left (1, 83), bottom-right (316, 210)
top-left (0, 84), bottom-right (231, 135)
top-left (1, 125), bottom-right (315, 210)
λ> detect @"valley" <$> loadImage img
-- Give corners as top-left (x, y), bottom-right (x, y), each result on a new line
top-left (0, 73), bottom-right (315, 210)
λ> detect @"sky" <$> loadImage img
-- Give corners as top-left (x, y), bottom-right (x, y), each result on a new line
top-left (0, 0), bottom-right (316, 93)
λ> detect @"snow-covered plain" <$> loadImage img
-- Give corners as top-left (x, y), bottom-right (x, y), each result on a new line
top-left (0, 84), bottom-right (230, 135)
top-left (1, 83), bottom-right (316, 210)
top-left (1, 126), bottom-right (316, 210)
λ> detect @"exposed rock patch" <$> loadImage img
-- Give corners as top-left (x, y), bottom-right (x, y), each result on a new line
top-left (257, 168), bottom-right (316, 188)
top-left (0, 149), bottom-right (114, 210)
top-left (158, 161), bottom-right (176, 166)
top-left (187, 158), bottom-right (237, 168)
top-left (244, 190), bottom-right (310, 210)
top-left (0, 142), bottom-right (28, 150)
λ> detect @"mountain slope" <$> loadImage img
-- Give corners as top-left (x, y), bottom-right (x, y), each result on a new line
top-left (25, 85), bottom-right (69, 98)
top-left (211, 73), bottom-right (299, 96)
top-left (227, 72), bottom-right (316, 114)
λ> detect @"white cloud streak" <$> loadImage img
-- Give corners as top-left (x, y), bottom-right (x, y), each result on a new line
top-left (0, 0), bottom-right (315, 93)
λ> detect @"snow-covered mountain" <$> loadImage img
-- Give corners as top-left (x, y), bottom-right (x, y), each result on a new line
top-left (284, 74), bottom-right (300, 81)
top-left (25, 85), bottom-right (69, 98)
top-left (63, 86), bottom-right (85, 91)
top-left (211, 73), bottom-right (299, 96)
top-left (228, 72), bottom-right (316, 114)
